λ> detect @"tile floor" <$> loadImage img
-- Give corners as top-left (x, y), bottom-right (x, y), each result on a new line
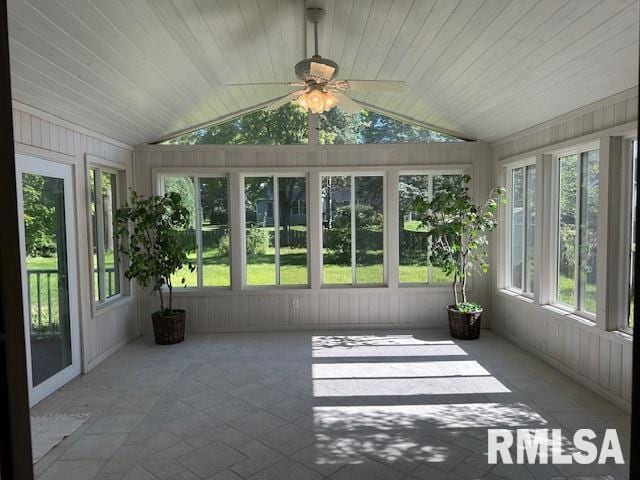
top-left (31, 330), bottom-right (630, 479)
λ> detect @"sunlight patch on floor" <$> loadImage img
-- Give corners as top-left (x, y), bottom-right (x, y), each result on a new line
top-left (312, 360), bottom-right (491, 378)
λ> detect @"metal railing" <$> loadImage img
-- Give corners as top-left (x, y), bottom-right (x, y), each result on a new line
top-left (27, 267), bottom-right (116, 336)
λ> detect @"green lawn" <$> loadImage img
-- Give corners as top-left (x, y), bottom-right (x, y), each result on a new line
top-left (557, 274), bottom-right (596, 314)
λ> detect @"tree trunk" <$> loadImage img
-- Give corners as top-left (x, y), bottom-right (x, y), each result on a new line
top-left (452, 274), bottom-right (459, 305)
top-left (158, 282), bottom-right (165, 313)
top-left (461, 252), bottom-right (468, 303)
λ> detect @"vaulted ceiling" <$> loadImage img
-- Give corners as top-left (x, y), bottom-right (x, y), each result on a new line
top-left (7, 0), bottom-right (639, 145)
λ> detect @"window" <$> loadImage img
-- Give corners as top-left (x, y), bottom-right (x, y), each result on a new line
top-left (629, 139), bottom-right (638, 330)
top-left (292, 200), bottom-right (306, 215)
top-left (319, 109), bottom-right (465, 144)
top-left (161, 104), bottom-right (465, 146)
top-left (162, 175), bottom-right (230, 288)
top-left (90, 167), bottom-right (121, 303)
top-left (398, 173), bottom-right (462, 284)
top-left (244, 176), bottom-right (308, 286)
top-left (556, 148), bottom-right (599, 315)
top-left (322, 175), bottom-right (384, 285)
top-left (507, 163), bottom-right (536, 294)
top-left (162, 103), bottom-right (308, 145)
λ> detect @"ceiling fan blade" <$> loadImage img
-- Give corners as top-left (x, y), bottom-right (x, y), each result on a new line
top-left (310, 62), bottom-right (336, 81)
top-left (329, 80), bottom-right (408, 92)
top-left (332, 92), bottom-right (363, 114)
top-left (227, 82), bottom-right (306, 87)
top-left (264, 90), bottom-right (305, 111)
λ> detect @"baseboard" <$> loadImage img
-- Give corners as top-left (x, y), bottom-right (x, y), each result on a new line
top-left (492, 327), bottom-right (631, 413)
top-left (138, 322), bottom-right (475, 336)
top-left (85, 334), bottom-right (139, 372)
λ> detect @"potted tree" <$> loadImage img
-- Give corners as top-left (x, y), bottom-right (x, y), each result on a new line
top-left (115, 191), bottom-right (195, 345)
top-left (412, 175), bottom-right (505, 340)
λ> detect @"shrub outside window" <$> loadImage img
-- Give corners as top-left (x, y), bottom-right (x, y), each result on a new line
top-left (90, 166), bottom-right (121, 303)
top-left (244, 175), bottom-right (308, 287)
top-left (398, 173), bottom-right (462, 284)
top-left (322, 174), bottom-right (384, 285)
top-left (162, 175), bottom-right (230, 288)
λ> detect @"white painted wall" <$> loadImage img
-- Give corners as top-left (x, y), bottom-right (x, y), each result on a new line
top-left (491, 89), bottom-right (638, 411)
top-left (133, 142), bottom-right (494, 334)
top-left (12, 102), bottom-right (138, 372)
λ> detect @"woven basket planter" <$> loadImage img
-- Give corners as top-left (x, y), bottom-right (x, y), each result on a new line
top-left (447, 306), bottom-right (482, 340)
top-left (151, 309), bottom-right (186, 345)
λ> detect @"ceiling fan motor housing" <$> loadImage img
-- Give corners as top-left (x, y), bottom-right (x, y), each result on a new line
top-left (295, 56), bottom-right (339, 83)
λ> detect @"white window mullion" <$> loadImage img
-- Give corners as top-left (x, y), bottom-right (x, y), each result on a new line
top-left (521, 169), bottom-right (528, 292)
top-left (351, 175), bottom-right (356, 285)
top-left (574, 157), bottom-right (582, 312)
top-left (273, 176), bottom-right (280, 286)
top-left (94, 168), bottom-right (106, 302)
top-left (309, 172), bottom-right (322, 289)
top-left (194, 176), bottom-right (203, 288)
top-left (427, 175), bottom-right (433, 284)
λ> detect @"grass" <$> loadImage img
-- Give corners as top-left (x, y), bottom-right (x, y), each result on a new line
top-left (557, 274), bottom-right (597, 314)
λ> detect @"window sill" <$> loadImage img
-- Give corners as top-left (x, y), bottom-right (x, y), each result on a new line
top-left (544, 303), bottom-right (596, 325)
top-left (169, 285), bottom-right (466, 295)
top-left (93, 295), bottom-right (133, 318)
top-left (497, 288), bottom-right (535, 304)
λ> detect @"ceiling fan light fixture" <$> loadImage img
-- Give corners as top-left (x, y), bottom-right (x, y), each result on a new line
top-left (295, 89), bottom-right (339, 114)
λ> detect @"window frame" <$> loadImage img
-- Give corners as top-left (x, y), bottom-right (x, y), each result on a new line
top-left (398, 169), bottom-right (467, 287)
top-left (86, 156), bottom-right (130, 312)
top-left (504, 159), bottom-right (536, 298)
top-left (320, 171), bottom-right (387, 287)
top-left (159, 173), bottom-right (231, 290)
top-left (241, 173), bottom-right (310, 289)
top-left (621, 137), bottom-right (638, 334)
top-left (550, 141), bottom-right (599, 321)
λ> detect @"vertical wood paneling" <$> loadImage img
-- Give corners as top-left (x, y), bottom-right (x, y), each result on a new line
top-left (135, 142), bottom-right (492, 334)
top-left (494, 89), bottom-right (637, 160)
top-left (13, 105), bottom-right (135, 373)
top-left (492, 92), bottom-right (636, 411)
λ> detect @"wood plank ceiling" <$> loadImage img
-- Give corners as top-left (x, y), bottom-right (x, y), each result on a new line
top-left (7, 0), bottom-right (639, 145)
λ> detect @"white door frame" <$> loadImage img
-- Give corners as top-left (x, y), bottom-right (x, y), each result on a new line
top-left (15, 154), bottom-right (81, 406)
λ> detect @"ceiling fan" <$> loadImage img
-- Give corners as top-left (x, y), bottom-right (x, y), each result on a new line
top-left (227, 7), bottom-right (408, 114)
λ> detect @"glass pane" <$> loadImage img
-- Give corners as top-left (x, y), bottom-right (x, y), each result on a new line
top-left (162, 103), bottom-right (308, 145)
top-left (22, 173), bottom-right (72, 387)
top-left (558, 155), bottom-right (578, 307)
top-left (355, 176), bottom-right (384, 284)
top-left (101, 171), bottom-right (120, 298)
top-left (89, 169), bottom-right (100, 301)
top-left (431, 175), bottom-right (462, 283)
top-left (245, 177), bottom-right (275, 285)
top-left (278, 177), bottom-right (308, 285)
top-left (525, 165), bottom-right (536, 294)
top-left (322, 176), bottom-right (351, 284)
top-left (319, 109), bottom-right (465, 144)
top-left (511, 168), bottom-right (524, 290)
top-left (399, 175), bottom-right (429, 284)
top-left (163, 176), bottom-right (197, 287)
top-left (200, 177), bottom-right (230, 287)
top-left (578, 150), bottom-right (599, 314)
top-left (630, 140), bottom-right (638, 329)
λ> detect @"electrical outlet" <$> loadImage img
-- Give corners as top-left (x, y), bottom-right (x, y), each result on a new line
top-left (554, 325), bottom-right (560, 337)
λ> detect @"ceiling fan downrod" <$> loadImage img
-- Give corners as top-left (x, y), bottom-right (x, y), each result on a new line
top-left (306, 7), bottom-right (326, 58)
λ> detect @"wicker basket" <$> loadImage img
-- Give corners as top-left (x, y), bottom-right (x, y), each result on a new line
top-left (447, 305), bottom-right (482, 340)
top-left (151, 310), bottom-right (186, 345)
